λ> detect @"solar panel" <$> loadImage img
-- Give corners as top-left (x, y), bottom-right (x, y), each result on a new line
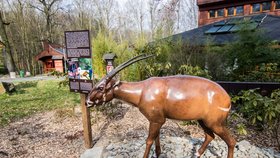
top-left (216, 25), bottom-right (234, 33)
top-left (248, 22), bottom-right (259, 30)
top-left (205, 26), bottom-right (222, 34)
top-left (204, 14), bottom-right (264, 35)
top-left (227, 17), bottom-right (243, 24)
top-left (229, 25), bottom-right (241, 32)
top-left (214, 20), bottom-right (227, 26)
top-left (251, 14), bottom-right (266, 22)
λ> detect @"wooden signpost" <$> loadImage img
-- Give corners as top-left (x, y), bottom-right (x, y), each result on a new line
top-left (65, 30), bottom-right (93, 148)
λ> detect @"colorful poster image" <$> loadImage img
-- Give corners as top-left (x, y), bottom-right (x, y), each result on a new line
top-left (78, 58), bottom-right (93, 80)
top-left (68, 59), bottom-right (80, 79)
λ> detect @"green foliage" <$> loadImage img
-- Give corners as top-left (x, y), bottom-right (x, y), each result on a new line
top-left (50, 70), bottom-right (69, 87)
top-left (236, 123), bottom-right (248, 135)
top-left (223, 26), bottom-right (278, 80)
top-left (138, 39), bottom-right (207, 79)
top-left (178, 65), bottom-right (212, 79)
top-left (229, 113), bottom-right (248, 135)
top-left (240, 63), bottom-right (280, 82)
top-left (92, 31), bottom-right (116, 79)
top-left (203, 24), bottom-right (280, 81)
top-left (92, 31), bottom-right (143, 81)
top-left (0, 80), bottom-right (80, 126)
top-left (232, 89), bottom-right (280, 126)
top-left (180, 120), bottom-right (198, 126)
top-left (164, 38), bottom-right (205, 73)
top-left (232, 89), bottom-right (280, 149)
top-left (204, 41), bottom-right (229, 80)
top-left (137, 42), bottom-right (171, 78)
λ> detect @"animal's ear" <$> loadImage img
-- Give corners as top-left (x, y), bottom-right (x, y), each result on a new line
top-left (97, 84), bottom-right (105, 92)
top-left (105, 81), bottom-right (113, 90)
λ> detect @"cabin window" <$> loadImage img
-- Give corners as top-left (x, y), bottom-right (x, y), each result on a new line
top-left (227, 7), bottom-right (234, 16)
top-left (276, 0), bottom-right (280, 9)
top-left (236, 6), bottom-right (244, 15)
top-left (209, 10), bottom-right (216, 18)
top-left (262, 2), bottom-right (271, 11)
top-left (217, 8), bottom-right (224, 17)
top-left (252, 3), bottom-right (261, 13)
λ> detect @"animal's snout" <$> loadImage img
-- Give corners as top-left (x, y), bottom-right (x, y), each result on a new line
top-left (86, 99), bottom-right (94, 107)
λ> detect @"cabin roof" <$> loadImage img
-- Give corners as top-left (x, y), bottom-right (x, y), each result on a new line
top-left (35, 43), bottom-right (64, 61)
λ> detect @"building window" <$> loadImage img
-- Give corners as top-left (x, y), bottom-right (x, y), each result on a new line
top-left (209, 10), bottom-right (216, 18)
top-left (276, 0), bottom-right (280, 9)
top-left (227, 7), bottom-right (234, 16)
top-left (217, 8), bottom-right (224, 17)
top-left (227, 6), bottom-right (243, 17)
top-left (262, 2), bottom-right (271, 11)
top-left (236, 6), bottom-right (244, 15)
top-left (252, 3), bottom-right (261, 13)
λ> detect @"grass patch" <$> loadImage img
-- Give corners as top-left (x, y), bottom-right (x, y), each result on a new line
top-left (0, 80), bottom-right (80, 126)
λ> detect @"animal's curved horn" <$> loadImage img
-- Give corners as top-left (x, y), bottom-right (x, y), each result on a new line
top-left (95, 54), bottom-right (154, 87)
top-left (106, 54), bottom-right (154, 82)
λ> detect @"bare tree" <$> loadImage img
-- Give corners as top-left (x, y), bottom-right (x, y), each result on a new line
top-left (0, 11), bottom-right (16, 73)
top-left (29, 0), bottom-right (62, 42)
top-left (148, 0), bottom-right (161, 39)
top-left (125, 0), bottom-right (146, 35)
top-left (176, 0), bottom-right (198, 32)
top-left (92, 0), bottom-right (118, 33)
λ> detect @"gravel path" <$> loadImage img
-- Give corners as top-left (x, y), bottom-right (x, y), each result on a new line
top-left (0, 109), bottom-right (85, 158)
top-left (99, 136), bottom-right (279, 158)
top-left (1, 102), bottom-right (280, 158)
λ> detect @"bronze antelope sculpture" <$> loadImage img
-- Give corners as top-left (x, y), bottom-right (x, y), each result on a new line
top-left (87, 54), bottom-right (236, 158)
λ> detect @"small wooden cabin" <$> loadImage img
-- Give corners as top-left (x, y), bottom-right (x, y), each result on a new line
top-left (35, 41), bottom-right (65, 73)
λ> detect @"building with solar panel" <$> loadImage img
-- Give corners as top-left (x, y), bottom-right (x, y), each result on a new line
top-left (170, 0), bottom-right (280, 45)
top-left (198, 0), bottom-right (280, 26)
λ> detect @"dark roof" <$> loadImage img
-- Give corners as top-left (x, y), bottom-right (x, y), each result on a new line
top-left (170, 14), bottom-right (280, 46)
top-left (103, 53), bottom-right (117, 60)
top-left (52, 55), bottom-right (63, 60)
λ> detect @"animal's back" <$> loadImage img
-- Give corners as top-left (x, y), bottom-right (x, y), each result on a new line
top-left (141, 75), bottom-right (231, 121)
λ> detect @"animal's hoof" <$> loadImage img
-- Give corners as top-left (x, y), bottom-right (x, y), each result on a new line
top-left (150, 153), bottom-right (167, 158)
top-left (158, 153), bottom-right (167, 158)
top-left (193, 151), bottom-right (201, 158)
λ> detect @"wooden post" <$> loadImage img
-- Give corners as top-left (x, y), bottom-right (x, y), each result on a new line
top-left (80, 93), bottom-right (93, 148)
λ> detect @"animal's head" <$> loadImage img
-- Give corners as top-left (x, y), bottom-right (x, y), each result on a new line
top-left (86, 54), bottom-right (154, 107)
top-left (87, 79), bottom-right (119, 106)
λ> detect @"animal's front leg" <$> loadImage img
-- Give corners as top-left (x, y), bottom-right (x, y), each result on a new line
top-left (143, 122), bottom-right (162, 158)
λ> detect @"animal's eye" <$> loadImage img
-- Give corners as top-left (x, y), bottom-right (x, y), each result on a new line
top-left (97, 87), bottom-right (103, 91)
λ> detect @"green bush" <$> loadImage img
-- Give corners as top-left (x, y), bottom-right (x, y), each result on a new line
top-left (240, 63), bottom-right (280, 82)
top-left (232, 89), bottom-right (280, 126)
top-left (232, 88), bottom-right (280, 149)
top-left (178, 65), bottom-right (212, 79)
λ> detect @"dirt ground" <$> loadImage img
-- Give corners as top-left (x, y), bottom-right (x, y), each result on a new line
top-left (0, 101), bottom-right (279, 158)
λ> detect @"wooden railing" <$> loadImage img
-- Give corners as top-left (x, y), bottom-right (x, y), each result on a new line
top-left (197, 0), bottom-right (224, 5)
top-left (217, 81), bottom-right (280, 95)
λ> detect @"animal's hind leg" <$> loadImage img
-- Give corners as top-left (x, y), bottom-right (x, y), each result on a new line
top-left (155, 133), bottom-right (161, 157)
top-left (196, 120), bottom-right (215, 157)
top-left (210, 125), bottom-right (236, 158)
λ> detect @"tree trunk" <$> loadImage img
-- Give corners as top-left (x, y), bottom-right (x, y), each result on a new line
top-left (0, 12), bottom-right (16, 73)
